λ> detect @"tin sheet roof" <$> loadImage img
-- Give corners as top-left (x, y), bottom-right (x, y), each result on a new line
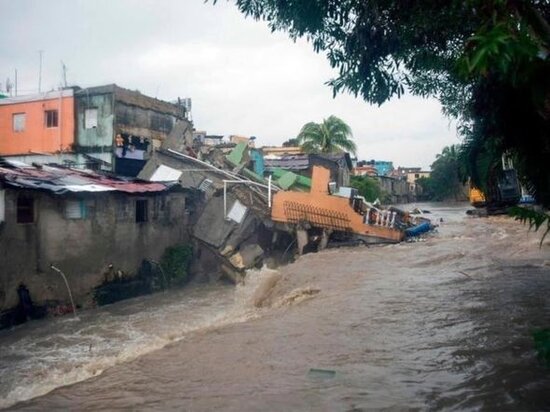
top-left (0, 162), bottom-right (171, 194)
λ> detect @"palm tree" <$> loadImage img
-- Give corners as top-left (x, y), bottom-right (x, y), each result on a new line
top-left (296, 115), bottom-right (357, 155)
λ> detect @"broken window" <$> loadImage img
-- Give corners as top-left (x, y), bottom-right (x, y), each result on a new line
top-left (45, 110), bottom-right (59, 128)
top-left (84, 108), bottom-right (98, 129)
top-left (17, 196), bottom-right (34, 224)
top-left (135, 199), bottom-right (148, 223)
top-left (12, 113), bottom-right (26, 132)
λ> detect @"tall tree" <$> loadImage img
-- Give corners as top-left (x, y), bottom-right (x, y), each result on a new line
top-left (297, 115), bottom-right (357, 155)
top-left (418, 145), bottom-right (466, 201)
top-left (214, 0), bottom-right (550, 205)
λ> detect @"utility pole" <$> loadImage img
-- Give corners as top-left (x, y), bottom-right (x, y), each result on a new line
top-left (14, 69), bottom-right (17, 96)
top-left (38, 49), bottom-right (43, 93)
top-left (61, 60), bottom-right (67, 88)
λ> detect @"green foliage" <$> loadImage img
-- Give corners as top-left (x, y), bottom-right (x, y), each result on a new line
top-left (417, 145), bottom-right (466, 201)
top-left (297, 115), bottom-right (357, 155)
top-left (160, 244), bottom-right (193, 285)
top-left (350, 175), bottom-right (383, 203)
top-left (509, 206), bottom-right (550, 247)
top-left (533, 328), bottom-right (550, 367)
top-left (282, 138), bottom-right (299, 147)
top-left (216, 0), bottom-right (550, 206)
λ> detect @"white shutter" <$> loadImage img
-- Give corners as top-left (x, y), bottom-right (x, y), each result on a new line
top-left (227, 200), bottom-right (247, 223)
top-left (84, 108), bottom-right (98, 129)
top-left (65, 200), bottom-right (85, 219)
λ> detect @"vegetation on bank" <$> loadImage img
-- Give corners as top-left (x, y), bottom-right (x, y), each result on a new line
top-left (160, 244), bottom-right (193, 285)
top-left (94, 244), bottom-right (193, 306)
top-left (350, 175), bottom-right (384, 203)
top-left (417, 145), bottom-right (466, 201)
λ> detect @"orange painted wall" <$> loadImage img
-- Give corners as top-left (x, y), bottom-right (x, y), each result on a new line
top-left (0, 93), bottom-right (75, 155)
top-left (272, 166), bottom-right (404, 242)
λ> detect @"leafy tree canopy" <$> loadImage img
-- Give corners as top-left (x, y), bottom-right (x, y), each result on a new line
top-left (215, 0), bottom-right (550, 205)
top-left (418, 144), bottom-right (467, 201)
top-left (297, 115), bottom-right (357, 154)
top-left (282, 137), bottom-right (299, 147)
top-left (350, 175), bottom-right (383, 203)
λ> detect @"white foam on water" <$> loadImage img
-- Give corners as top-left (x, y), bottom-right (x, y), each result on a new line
top-left (0, 266), bottom-right (279, 409)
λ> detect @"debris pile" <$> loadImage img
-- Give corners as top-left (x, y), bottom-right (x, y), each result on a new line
top-left (138, 122), bottom-right (433, 282)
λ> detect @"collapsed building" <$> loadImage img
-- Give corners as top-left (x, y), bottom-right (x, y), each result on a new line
top-left (137, 125), bottom-right (420, 284)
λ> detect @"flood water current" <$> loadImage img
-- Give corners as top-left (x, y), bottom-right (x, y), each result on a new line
top-left (1, 203), bottom-right (549, 410)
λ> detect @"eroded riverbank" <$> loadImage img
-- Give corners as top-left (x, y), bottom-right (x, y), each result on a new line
top-left (3, 204), bottom-right (550, 410)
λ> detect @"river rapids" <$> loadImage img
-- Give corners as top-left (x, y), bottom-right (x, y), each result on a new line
top-left (1, 203), bottom-right (549, 410)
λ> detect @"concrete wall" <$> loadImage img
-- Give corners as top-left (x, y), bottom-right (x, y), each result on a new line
top-left (116, 103), bottom-right (178, 144)
top-left (0, 188), bottom-right (188, 311)
top-left (376, 176), bottom-right (411, 204)
top-left (75, 92), bottom-right (114, 150)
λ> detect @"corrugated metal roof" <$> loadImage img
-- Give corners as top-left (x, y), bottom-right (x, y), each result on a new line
top-left (0, 163), bottom-right (171, 194)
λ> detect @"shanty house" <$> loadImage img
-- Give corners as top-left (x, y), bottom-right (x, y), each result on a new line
top-left (0, 161), bottom-right (189, 318)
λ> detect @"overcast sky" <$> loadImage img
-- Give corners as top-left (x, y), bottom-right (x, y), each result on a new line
top-left (1, 0), bottom-right (461, 169)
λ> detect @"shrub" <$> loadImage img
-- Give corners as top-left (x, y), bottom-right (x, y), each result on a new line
top-left (160, 244), bottom-right (193, 285)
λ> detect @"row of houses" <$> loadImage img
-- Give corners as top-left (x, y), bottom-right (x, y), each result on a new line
top-left (353, 159), bottom-right (431, 201)
top-left (0, 85), bottom-right (190, 176)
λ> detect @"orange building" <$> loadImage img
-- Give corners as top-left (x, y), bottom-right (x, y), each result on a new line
top-left (0, 90), bottom-right (75, 156)
top-left (271, 166), bottom-right (404, 243)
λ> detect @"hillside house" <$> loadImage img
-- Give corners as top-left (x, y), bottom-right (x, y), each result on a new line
top-left (0, 161), bottom-right (190, 319)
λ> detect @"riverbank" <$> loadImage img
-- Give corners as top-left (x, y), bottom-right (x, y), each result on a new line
top-left (3, 203), bottom-right (550, 410)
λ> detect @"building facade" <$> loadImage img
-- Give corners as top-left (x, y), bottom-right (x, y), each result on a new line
top-left (0, 162), bottom-right (189, 317)
top-left (0, 90), bottom-right (75, 156)
top-left (74, 84), bottom-right (189, 176)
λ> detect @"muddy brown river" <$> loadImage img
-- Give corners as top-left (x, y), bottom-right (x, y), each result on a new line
top-left (1, 203), bottom-right (549, 410)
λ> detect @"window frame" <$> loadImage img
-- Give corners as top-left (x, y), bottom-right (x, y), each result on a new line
top-left (44, 109), bottom-right (59, 128)
top-left (16, 196), bottom-right (35, 224)
top-left (12, 112), bottom-right (26, 132)
top-left (135, 199), bottom-right (148, 223)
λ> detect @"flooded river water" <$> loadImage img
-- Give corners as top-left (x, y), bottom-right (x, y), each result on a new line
top-left (1, 203), bottom-right (549, 410)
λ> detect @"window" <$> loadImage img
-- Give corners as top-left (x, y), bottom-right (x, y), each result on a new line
top-left (84, 108), bottom-right (98, 129)
top-left (17, 196), bottom-right (34, 224)
top-left (135, 199), bottom-right (148, 223)
top-left (415, 173), bottom-right (419, 178)
top-left (45, 110), bottom-right (59, 128)
top-left (65, 200), bottom-right (87, 219)
top-left (13, 113), bottom-right (26, 132)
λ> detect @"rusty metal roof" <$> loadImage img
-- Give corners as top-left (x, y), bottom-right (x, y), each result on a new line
top-left (0, 162), bottom-right (172, 195)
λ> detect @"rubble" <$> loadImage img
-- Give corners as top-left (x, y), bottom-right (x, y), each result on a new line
top-left (137, 122), bottom-right (433, 283)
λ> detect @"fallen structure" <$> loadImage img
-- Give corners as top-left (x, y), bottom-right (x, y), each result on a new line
top-left (136, 124), bottom-right (424, 283)
top-left (271, 166), bottom-right (405, 248)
